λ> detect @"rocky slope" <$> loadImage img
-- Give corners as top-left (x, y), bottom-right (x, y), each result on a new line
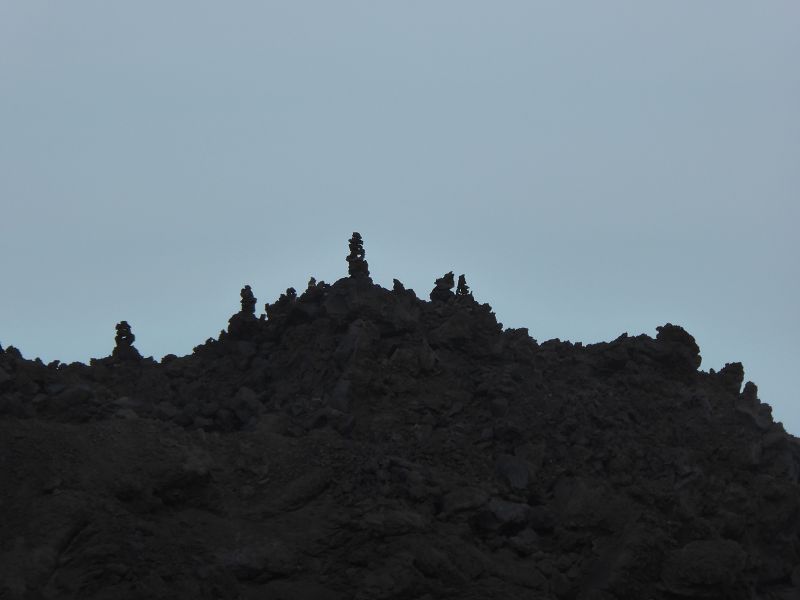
top-left (1, 234), bottom-right (798, 600)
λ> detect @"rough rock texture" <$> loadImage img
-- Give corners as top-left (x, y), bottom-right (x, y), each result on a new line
top-left (1, 238), bottom-right (799, 599)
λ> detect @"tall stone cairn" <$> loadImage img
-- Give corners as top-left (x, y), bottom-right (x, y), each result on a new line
top-left (346, 232), bottom-right (370, 278)
top-left (456, 274), bottom-right (472, 298)
top-left (240, 285), bottom-right (257, 315)
top-left (115, 321), bottom-right (136, 348)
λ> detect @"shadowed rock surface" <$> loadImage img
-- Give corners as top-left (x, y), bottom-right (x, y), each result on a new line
top-left (1, 234), bottom-right (799, 599)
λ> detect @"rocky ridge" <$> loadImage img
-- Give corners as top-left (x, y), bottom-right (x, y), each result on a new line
top-left (1, 233), bottom-right (798, 600)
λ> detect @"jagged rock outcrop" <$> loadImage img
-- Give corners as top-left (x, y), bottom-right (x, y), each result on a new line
top-left (430, 271), bottom-right (455, 302)
top-left (0, 234), bottom-right (798, 600)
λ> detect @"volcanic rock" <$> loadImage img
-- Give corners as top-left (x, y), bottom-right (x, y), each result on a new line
top-left (0, 234), bottom-right (798, 599)
top-left (112, 320), bottom-right (142, 361)
top-left (430, 271), bottom-right (455, 302)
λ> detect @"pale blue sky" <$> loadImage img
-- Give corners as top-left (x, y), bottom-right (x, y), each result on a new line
top-left (1, 2), bottom-right (798, 431)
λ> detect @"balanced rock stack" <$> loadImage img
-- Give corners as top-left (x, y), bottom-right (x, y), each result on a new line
top-left (111, 320), bottom-right (142, 361)
top-left (430, 270), bottom-right (455, 302)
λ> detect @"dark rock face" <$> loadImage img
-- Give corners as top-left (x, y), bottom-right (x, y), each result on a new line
top-left (0, 234), bottom-right (798, 599)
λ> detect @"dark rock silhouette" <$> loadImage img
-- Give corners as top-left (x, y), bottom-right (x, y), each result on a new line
top-left (0, 234), bottom-right (798, 599)
top-left (655, 322), bottom-right (702, 372)
top-left (264, 287), bottom-right (297, 322)
top-left (228, 285), bottom-right (258, 338)
top-left (346, 231), bottom-right (369, 279)
top-left (456, 273), bottom-right (472, 299)
top-left (430, 270), bottom-right (455, 302)
top-left (392, 278), bottom-right (416, 300)
top-left (111, 320), bottom-right (142, 361)
top-left (240, 284), bottom-right (256, 315)
top-left (718, 361), bottom-right (745, 394)
top-left (115, 320), bottom-right (135, 346)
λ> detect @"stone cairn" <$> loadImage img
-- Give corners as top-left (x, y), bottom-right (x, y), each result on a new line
top-left (456, 274), bottom-right (472, 298)
top-left (240, 285), bottom-right (257, 315)
top-left (430, 271), bottom-right (455, 302)
top-left (227, 285), bottom-right (258, 337)
top-left (112, 321), bottom-right (142, 361)
top-left (346, 232), bottom-right (370, 278)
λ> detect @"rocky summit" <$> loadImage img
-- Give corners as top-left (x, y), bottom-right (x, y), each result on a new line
top-left (1, 233), bottom-right (798, 600)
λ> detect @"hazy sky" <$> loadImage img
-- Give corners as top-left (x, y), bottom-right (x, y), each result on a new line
top-left (1, 3), bottom-right (798, 432)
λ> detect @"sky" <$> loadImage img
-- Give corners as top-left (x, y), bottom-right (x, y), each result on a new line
top-left (1, 2), bottom-right (798, 432)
